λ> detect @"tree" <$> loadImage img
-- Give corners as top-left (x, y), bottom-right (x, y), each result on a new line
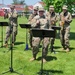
top-left (42, 0), bottom-right (75, 13)
top-left (12, 0), bottom-right (19, 4)
top-left (20, 0), bottom-right (25, 4)
top-left (12, 0), bottom-right (25, 5)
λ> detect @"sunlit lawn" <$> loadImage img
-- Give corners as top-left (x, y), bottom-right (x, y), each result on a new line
top-left (0, 16), bottom-right (75, 75)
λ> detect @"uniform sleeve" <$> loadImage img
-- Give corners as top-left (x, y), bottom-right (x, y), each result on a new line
top-left (67, 13), bottom-right (72, 23)
top-left (55, 13), bottom-right (58, 23)
top-left (28, 14), bottom-right (33, 22)
top-left (59, 13), bottom-right (62, 21)
top-left (31, 16), bottom-right (40, 28)
top-left (46, 12), bottom-right (50, 20)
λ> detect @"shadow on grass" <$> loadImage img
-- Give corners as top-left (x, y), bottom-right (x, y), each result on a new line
top-left (37, 56), bottom-right (57, 62)
top-left (14, 42), bottom-right (25, 45)
top-left (53, 46), bottom-right (61, 49)
top-left (54, 46), bottom-right (75, 50)
top-left (70, 47), bottom-right (75, 51)
top-left (37, 69), bottom-right (63, 75)
top-left (54, 47), bottom-right (75, 53)
top-left (0, 41), bottom-right (2, 42)
top-left (70, 32), bottom-right (75, 40)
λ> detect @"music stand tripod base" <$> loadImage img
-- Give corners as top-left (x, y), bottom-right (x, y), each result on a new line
top-left (2, 67), bottom-right (23, 75)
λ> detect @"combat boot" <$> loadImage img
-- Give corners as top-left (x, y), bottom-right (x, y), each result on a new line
top-left (3, 43), bottom-right (8, 48)
top-left (42, 58), bottom-right (47, 63)
top-left (30, 55), bottom-right (36, 61)
top-left (65, 48), bottom-right (70, 52)
top-left (61, 47), bottom-right (65, 50)
top-left (12, 43), bottom-right (14, 47)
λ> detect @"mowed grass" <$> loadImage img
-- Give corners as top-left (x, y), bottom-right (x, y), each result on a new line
top-left (0, 16), bottom-right (75, 75)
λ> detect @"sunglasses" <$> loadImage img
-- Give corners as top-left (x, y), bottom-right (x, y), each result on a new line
top-left (34, 9), bottom-right (38, 11)
top-left (39, 11), bottom-right (44, 12)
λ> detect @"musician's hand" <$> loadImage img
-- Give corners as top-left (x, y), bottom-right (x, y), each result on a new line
top-left (65, 18), bottom-right (68, 21)
top-left (59, 21), bottom-right (64, 26)
top-left (51, 20), bottom-right (55, 25)
top-left (36, 20), bottom-right (40, 25)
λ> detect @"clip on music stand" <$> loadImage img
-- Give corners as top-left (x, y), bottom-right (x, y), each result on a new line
top-left (19, 24), bottom-right (31, 50)
top-left (0, 22), bottom-right (8, 47)
top-left (31, 28), bottom-right (55, 75)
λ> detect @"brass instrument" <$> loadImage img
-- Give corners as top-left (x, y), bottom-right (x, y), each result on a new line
top-left (51, 20), bottom-right (55, 25)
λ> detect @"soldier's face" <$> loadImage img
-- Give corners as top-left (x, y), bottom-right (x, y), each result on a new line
top-left (39, 11), bottom-right (44, 16)
top-left (11, 8), bottom-right (14, 11)
top-left (63, 9), bottom-right (67, 13)
top-left (34, 10), bottom-right (38, 14)
top-left (49, 8), bottom-right (54, 12)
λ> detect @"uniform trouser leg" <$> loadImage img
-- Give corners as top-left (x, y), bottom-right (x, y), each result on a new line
top-left (50, 38), bottom-right (55, 52)
top-left (29, 31), bottom-right (33, 47)
top-left (60, 29), bottom-right (65, 48)
top-left (12, 26), bottom-right (17, 43)
top-left (50, 30), bottom-right (56, 52)
top-left (64, 26), bottom-right (70, 49)
top-left (10, 19), bottom-right (18, 44)
top-left (5, 26), bottom-right (11, 44)
top-left (32, 37), bottom-right (49, 58)
top-left (43, 38), bottom-right (49, 58)
top-left (32, 37), bottom-right (41, 58)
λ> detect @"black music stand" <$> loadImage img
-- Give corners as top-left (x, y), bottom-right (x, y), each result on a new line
top-left (19, 24), bottom-right (31, 50)
top-left (2, 23), bottom-right (23, 75)
top-left (31, 28), bottom-right (55, 75)
top-left (51, 26), bottom-right (61, 30)
top-left (0, 22), bottom-right (8, 47)
top-left (50, 26), bottom-right (61, 53)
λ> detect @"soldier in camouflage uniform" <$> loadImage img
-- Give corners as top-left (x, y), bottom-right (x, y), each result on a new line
top-left (30, 7), bottom-right (49, 62)
top-left (28, 7), bottom-right (38, 48)
top-left (46, 5), bottom-right (58, 52)
top-left (4, 5), bottom-right (18, 47)
top-left (59, 5), bottom-right (72, 52)
top-left (28, 7), bottom-right (38, 23)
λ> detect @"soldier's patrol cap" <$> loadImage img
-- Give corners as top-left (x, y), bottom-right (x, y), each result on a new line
top-left (39, 7), bottom-right (44, 12)
top-left (49, 5), bottom-right (54, 10)
top-left (10, 5), bottom-right (15, 9)
top-left (62, 5), bottom-right (67, 10)
top-left (33, 7), bottom-right (38, 10)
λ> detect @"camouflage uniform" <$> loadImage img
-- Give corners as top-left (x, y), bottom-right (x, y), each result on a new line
top-left (30, 7), bottom-right (49, 62)
top-left (59, 5), bottom-right (72, 51)
top-left (28, 7), bottom-right (38, 48)
top-left (4, 5), bottom-right (18, 46)
top-left (46, 5), bottom-right (58, 51)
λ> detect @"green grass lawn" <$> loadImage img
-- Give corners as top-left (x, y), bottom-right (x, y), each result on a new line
top-left (0, 16), bottom-right (75, 75)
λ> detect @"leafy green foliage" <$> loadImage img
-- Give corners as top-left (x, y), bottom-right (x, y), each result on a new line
top-left (42, 0), bottom-right (75, 13)
top-left (12, 0), bottom-right (25, 4)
